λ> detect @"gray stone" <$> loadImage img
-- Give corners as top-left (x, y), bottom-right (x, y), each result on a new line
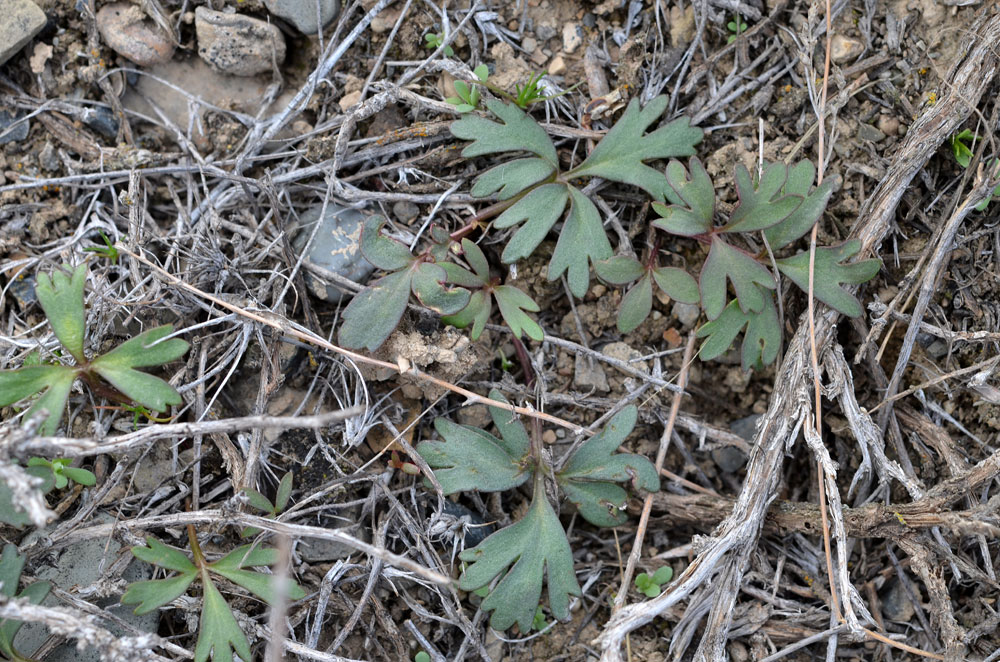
top-left (711, 445), bottom-right (747, 473)
top-left (297, 512), bottom-right (366, 562)
top-left (391, 200), bottom-right (419, 223)
top-left (264, 0), bottom-right (339, 35)
top-left (880, 578), bottom-right (916, 622)
top-left (729, 414), bottom-right (761, 442)
top-left (0, 0), bottom-right (46, 67)
top-left (14, 514), bottom-right (158, 662)
top-left (80, 106), bottom-right (119, 139)
top-left (0, 110), bottom-right (30, 144)
top-left (195, 6), bottom-right (285, 77)
top-left (672, 301), bottom-right (700, 327)
top-left (96, 2), bottom-right (175, 67)
top-left (857, 123), bottom-right (886, 143)
top-left (574, 353), bottom-right (610, 392)
top-left (291, 203), bottom-right (377, 303)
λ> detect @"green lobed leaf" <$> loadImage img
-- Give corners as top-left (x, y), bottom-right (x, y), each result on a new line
top-left (557, 406), bottom-right (659, 526)
top-left (130, 537), bottom-right (198, 573)
top-left (0, 364), bottom-right (75, 407)
top-left (90, 326), bottom-right (187, 413)
top-left (22, 367), bottom-right (77, 436)
top-left (35, 263), bottom-right (88, 364)
top-left (494, 285), bottom-right (543, 341)
top-left (594, 256), bottom-right (644, 285)
top-left (699, 237), bottom-right (775, 319)
top-left (121, 573), bottom-right (197, 614)
top-left (441, 289), bottom-right (491, 340)
top-left (458, 487), bottom-right (581, 631)
top-left (652, 158), bottom-right (716, 236)
top-left (194, 575), bottom-right (252, 662)
top-left (763, 160), bottom-right (834, 250)
top-left (568, 97), bottom-right (703, 201)
top-left (548, 187), bottom-right (613, 297)
top-left (460, 239), bottom-right (491, 281)
top-left (470, 158), bottom-right (555, 200)
top-left (418, 412), bottom-right (532, 495)
top-left (243, 488), bottom-right (275, 514)
top-left (451, 98), bottom-right (558, 166)
top-left (338, 268), bottom-right (414, 350)
top-left (695, 291), bottom-right (780, 370)
top-left (359, 216), bottom-right (415, 271)
top-left (651, 266), bottom-right (700, 304)
top-left (617, 274), bottom-right (652, 334)
top-left (412, 262), bottom-right (470, 315)
top-left (209, 546), bottom-right (306, 605)
top-left (776, 240), bottom-right (881, 317)
top-left (496, 184), bottom-right (570, 264)
top-left (723, 163), bottom-right (803, 234)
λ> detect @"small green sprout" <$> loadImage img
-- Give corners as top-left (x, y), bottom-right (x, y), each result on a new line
top-left (948, 128), bottom-right (1000, 210)
top-left (25, 457), bottom-right (96, 489)
top-left (634, 566), bottom-right (673, 598)
top-left (513, 71), bottom-right (548, 109)
top-left (531, 606), bottom-right (547, 631)
top-left (82, 230), bottom-right (119, 264)
top-left (0, 263), bottom-right (189, 436)
top-left (727, 15), bottom-right (748, 43)
top-left (424, 32), bottom-right (453, 57)
top-left (446, 64), bottom-right (489, 112)
top-left (414, 652), bottom-right (431, 662)
top-left (122, 526), bottom-right (306, 662)
top-left (240, 471), bottom-right (293, 538)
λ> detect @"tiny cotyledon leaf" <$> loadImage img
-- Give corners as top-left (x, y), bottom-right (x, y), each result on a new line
top-left (557, 405), bottom-right (659, 527)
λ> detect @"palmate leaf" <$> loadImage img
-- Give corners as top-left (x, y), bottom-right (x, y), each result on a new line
top-left (471, 158), bottom-right (555, 200)
top-left (762, 160), bottom-right (834, 249)
top-left (722, 163), bottom-right (803, 233)
top-left (496, 184), bottom-right (569, 264)
top-left (549, 187), bottom-right (613, 297)
top-left (442, 289), bottom-right (491, 339)
top-left (195, 577), bottom-right (252, 662)
top-left (494, 285), bottom-right (543, 341)
top-left (0, 364), bottom-right (77, 436)
top-left (35, 263), bottom-right (87, 363)
top-left (557, 406), bottom-right (659, 526)
top-left (596, 258), bottom-right (699, 333)
top-left (90, 325), bottom-right (188, 413)
top-left (458, 486), bottom-right (581, 632)
top-left (776, 240), bottom-right (881, 317)
top-left (452, 99), bottom-right (558, 168)
top-left (617, 273), bottom-right (652, 333)
top-left (652, 158), bottom-right (716, 236)
top-left (700, 237), bottom-right (775, 319)
top-left (568, 96), bottom-right (703, 200)
top-left (417, 389), bottom-right (532, 493)
top-left (696, 291), bottom-right (780, 370)
top-left (411, 263), bottom-right (471, 315)
top-left (208, 546), bottom-right (306, 605)
top-left (359, 216), bottom-right (415, 271)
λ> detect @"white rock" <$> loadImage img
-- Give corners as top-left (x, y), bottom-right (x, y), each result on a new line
top-left (562, 22), bottom-right (583, 54)
top-left (0, 0), bottom-right (47, 67)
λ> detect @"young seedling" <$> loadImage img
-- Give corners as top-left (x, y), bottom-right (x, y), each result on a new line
top-left (948, 128), bottom-right (1000, 210)
top-left (0, 544), bottom-right (52, 662)
top-left (122, 527), bottom-right (306, 662)
top-left (424, 32), bottom-right (454, 57)
top-left (82, 230), bottom-right (119, 264)
top-left (240, 471), bottom-right (293, 538)
top-left (414, 652), bottom-right (431, 662)
top-left (0, 263), bottom-right (189, 435)
top-left (446, 64), bottom-right (489, 113)
top-left (727, 14), bottom-right (748, 43)
top-left (634, 565), bottom-right (673, 598)
top-left (25, 457), bottom-right (96, 489)
top-left (416, 391), bottom-right (658, 632)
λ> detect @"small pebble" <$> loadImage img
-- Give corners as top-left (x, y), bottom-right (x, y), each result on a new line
top-left (80, 106), bottom-right (119, 139)
top-left (195, 7), bottom-right (285, 76)
top-left (548, 53), bottom-right (566, 75)
top-left (0, 0), bottom-right (47, 67)
top-left (857, 123), bottom-right (886, 143)
top-left (391, 200), bottom-right (419, 223)
top-left (830, 34), bottom-right (864, 64)
top-left (96, 2), bottom-right (175, 66)
top-left (672, 301), bottom-right (700, 327)
top-left (535, 23), bottom-right (557, 41)
top-left (264, 0), bottom-right (339, 34)
top-left (291, 203), bottom-right (376, 303)
top-left (562, 22), bottom-right (583, 54)
top-left (877, 115), bottom-right (900, 136)
top-left (522, 36), bottom-right (537, 53)
top-left (0, 110), bottom-right (29, 144)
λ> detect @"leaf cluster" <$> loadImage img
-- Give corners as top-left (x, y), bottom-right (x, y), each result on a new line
top-left (446, 64), bottom-right (489, 113)
top-left (1, 544), bottom-right (52, 662)
top-left (122, 531), bottom-right (305, 662)
top-left (0, 263), bottom-right (189, 436)
top-left (337, 95), bottom-right (701, 351)
top-left (240, 471), bottom-right (293, 538)
top-left (634, 565), bottom-right (673, 598)
top-left (416, 391), bottom-right (658, 632)
top-left (949, 129), bottom-right (1000, 210)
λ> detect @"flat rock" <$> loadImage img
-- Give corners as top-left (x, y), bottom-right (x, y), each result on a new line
top-left (830, 34), bottom-right (864, 64)
top-left (0, 109), bottom-right (30, 144)
top-left (264, 0), bottom-right (339, 34)
top-left (291, 203), bottom-right (377, 303)
top-left (195, 6), bottom-right (285, 76)
top-left (96, 2), bottom-right (175, 66)
top-left (0, 0), bottom-right (46, 67)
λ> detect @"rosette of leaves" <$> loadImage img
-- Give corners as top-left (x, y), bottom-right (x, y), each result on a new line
top-left (451, 96), bottom-right (702, 300)
top-left (122, 529), bottom-right (306, 662)
top-left (416, 391), bottom-right (658, 631)
top-left (0, 263), bottom-right (189, 435)
top-left (446, 64), bottom-right (489, 112)
top-left (1, 544), bottom-right (52, 662)
top-left (637, 158), bottom-right (879, 369)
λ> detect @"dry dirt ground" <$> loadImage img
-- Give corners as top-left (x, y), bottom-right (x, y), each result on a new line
top-left (1, 0), bottom-right (999, 661)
